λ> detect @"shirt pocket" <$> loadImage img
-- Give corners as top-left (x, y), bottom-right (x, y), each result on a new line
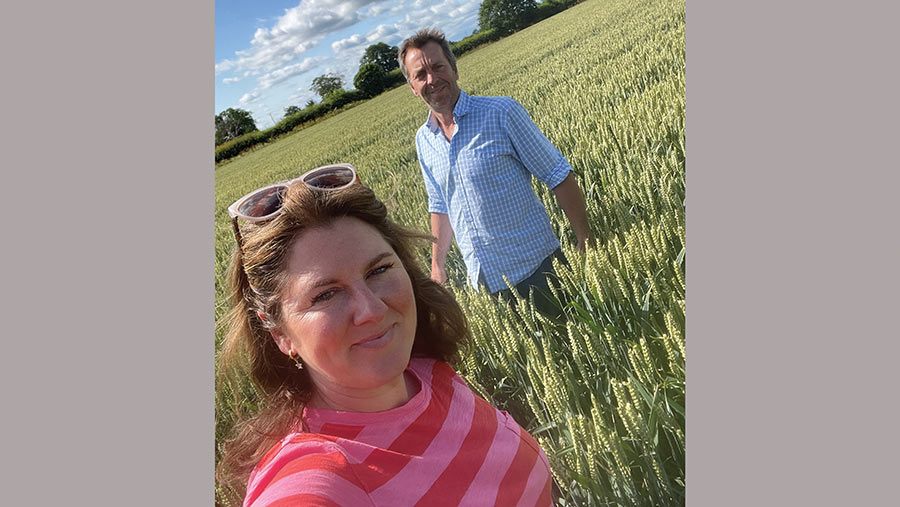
top-left (459, 136), bottom-right (516, 192)
top-left (465, 134), bottom-right (508, 162)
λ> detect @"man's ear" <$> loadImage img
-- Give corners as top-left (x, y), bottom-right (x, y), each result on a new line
top-left (409, 82), bottom-right (419, 97)
top-left (259, 311), bottom-right (292, 355)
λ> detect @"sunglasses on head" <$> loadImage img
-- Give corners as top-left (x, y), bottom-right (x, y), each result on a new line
top-left (227, 163), bottom-right (360, 248)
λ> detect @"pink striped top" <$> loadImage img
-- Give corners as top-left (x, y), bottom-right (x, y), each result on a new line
top-left (243, 358), bottom-right (552, 506)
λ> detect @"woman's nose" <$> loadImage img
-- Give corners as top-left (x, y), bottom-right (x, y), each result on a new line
top-left (351, 284), bottom-right (387, 326)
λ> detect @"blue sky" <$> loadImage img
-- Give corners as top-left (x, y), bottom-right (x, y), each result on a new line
top-left (215, 0), bottom-right (482, 129)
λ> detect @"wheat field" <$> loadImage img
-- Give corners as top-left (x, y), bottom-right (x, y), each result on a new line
top-left (215, 0), bottom-right (685, 504)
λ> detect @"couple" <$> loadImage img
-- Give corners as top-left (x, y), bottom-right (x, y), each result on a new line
top-left (217, 29), bottom-right (592, 507)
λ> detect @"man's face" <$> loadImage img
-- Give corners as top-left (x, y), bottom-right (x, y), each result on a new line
top-left (404, 41), bottom-right (460, 114)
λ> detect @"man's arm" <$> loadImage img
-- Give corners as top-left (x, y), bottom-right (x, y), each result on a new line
top-left (552, 173), bottom-right (593, 251)
top-left (502, 100), bottom-right (593, 250)
top-left (430, 212), bottom-right (453, 284)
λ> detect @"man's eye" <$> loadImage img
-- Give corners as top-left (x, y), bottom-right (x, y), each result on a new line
top-left (312, 289), bottom-right (337, 303)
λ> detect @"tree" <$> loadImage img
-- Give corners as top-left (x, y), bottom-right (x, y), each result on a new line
top-left (354, 63), bottom-right (387, 98)
top-left (283, 105), bottom-right (302, 118)
top-left (310, 73), bottom-right (345, 99)
top-left (304, 99), bottom-right (316, 108)
top-left (215, 107), bottom-right (257, 145)
top-left (360, 42), bottom-right (399, 72)
top-left (478, 0), bottom-right (537, 35)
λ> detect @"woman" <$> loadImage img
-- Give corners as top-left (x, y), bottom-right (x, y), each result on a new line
top-left (217, 164), bottom-right (552, 506)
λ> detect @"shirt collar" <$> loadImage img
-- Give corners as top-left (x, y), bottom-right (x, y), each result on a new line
top-left (425, 89), bottom-right (470, 133)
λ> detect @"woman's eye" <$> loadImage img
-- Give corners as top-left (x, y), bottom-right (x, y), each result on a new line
top-left (312, 289), bottom-right (337, 303)
top-left (369, 263), bottom-right (394, 277)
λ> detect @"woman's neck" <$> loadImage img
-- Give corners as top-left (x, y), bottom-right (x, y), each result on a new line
top-left (308, 370), bottom-right (420, 413)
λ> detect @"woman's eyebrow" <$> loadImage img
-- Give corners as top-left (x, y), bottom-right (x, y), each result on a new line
top-left (304, 252), bottom-right (395, 290)
top-left (309, 277), bottom-right (338, 289)
top-left (366, 252), bottom-right (395, 270)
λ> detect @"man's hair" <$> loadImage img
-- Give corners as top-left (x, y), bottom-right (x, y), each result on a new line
top-left (398, 28), bottom-right (457, 82)
top-left (216, 180), bottom-right (470, 503)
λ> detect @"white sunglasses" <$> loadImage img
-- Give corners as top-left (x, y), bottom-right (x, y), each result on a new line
top-left (227, 163), bottom-right (360, 248)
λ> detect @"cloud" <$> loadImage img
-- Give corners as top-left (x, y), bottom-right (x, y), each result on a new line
top-left (238, 91), bottom-right (262, 107)
top-left (257, 56), bottom-right (329, 89)
top-left (390, 0), bottom-right (481, 44)
top-left (331, 33), bottom-right (366, 52)
top-left (216, 0), bottom-right (384, 75)
top-left (331, 22), bottom-right (401, 54)
top-left (223, 77), bottom-right (241, 84)
top-left (367, 23), bottom-right (399, 42)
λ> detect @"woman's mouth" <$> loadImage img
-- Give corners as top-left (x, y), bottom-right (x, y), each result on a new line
top-left (352, 324), bottom-right (395, 349)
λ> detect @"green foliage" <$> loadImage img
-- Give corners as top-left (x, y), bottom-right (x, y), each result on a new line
top-left (321, 88), bottom-right (365, 109)
top-left (215, 90), bottom-right (367, 164)
top-left (309, 73), bottom-right (345, 99)
top-left (283, 105), bottom-right (302, 118)
top-left (450, 28), bottom-right (503, 57)
top-left (384, 68), bottom-right (408, 89)
top-left (530, 0), bottom-right (579, 22)
top-left (215, 107), bottom-right (257, 146)
top-left (215, 1), bottom-right (686, 504)
top-left (360, 42), bottom-right (399, 72)
top-left (478, 0), bottom-right (538, 35)
top-left (354, 63), bottom-right (387, 98)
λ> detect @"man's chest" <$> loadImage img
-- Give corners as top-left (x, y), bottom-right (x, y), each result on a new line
top-left (421, 126), bottom-right (521, 191)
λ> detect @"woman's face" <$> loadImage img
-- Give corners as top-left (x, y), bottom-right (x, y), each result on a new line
top-left (270, 216), bottom-right (417, 404)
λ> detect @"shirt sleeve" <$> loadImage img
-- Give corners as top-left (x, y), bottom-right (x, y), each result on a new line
top-left (415, 130), bottom-right (448, 214)
top-left (244, 440), bottom-right (374, 507)
top-left (503, 99), bottom-right (573, 189)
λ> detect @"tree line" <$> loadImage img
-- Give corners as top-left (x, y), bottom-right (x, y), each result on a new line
top-left (216, 0), bottom-right (583, 152)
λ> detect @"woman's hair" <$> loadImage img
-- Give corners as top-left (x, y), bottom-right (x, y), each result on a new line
top-left (216, 181), bottom-right (469, 502)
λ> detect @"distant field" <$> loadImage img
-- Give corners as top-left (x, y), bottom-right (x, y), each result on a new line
top-left (215, 0), bottom-right (685, 505)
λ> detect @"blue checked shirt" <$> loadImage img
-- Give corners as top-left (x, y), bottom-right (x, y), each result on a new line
top-left (415, 90), bottom-right (573, 293)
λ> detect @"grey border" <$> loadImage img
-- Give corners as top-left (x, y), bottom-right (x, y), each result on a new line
top-left (687, 0), bottom-right (898, 504)
top-left (4, 1), bottom-right (213, 504)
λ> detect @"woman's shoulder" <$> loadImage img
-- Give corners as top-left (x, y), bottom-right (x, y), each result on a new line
top-left (244, 432), bottom-right (371, 507)
top-left (407, 357), bottom-right (460, 381)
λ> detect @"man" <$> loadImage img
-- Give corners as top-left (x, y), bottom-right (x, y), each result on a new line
top-left (399, 28), bottom-right (592, 311)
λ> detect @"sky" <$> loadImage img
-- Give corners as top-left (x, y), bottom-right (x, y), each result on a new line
top-left (215, 0), bottom-right (482, 129)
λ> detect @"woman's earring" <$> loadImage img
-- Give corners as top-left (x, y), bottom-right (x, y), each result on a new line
top-left (289, 350), bottom-right (304, 370)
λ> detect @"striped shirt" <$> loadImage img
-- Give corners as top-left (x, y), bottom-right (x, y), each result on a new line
top-left (415, 90), bottom-right (573, 293)
top-left (244, 358), bottom-right (552, 506)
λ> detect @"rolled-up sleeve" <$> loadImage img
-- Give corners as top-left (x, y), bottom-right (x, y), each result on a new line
top-left (504, 100), bottom-right (572, 189)
top-left (416, 133), bottom-right (448, 214)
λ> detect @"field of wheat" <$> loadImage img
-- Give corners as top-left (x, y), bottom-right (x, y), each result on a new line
top-left (215, 0), bottom-right (685, 504)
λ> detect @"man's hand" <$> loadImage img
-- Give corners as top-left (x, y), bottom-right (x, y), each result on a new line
top-left (552, 173), bottom-right (593, 252)
top-left (575, 235), bottom-right (596, 253)
top-left (430, 213), bottom-right (453, 286)
top-left (431, 263), bottom-right (448, 285)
